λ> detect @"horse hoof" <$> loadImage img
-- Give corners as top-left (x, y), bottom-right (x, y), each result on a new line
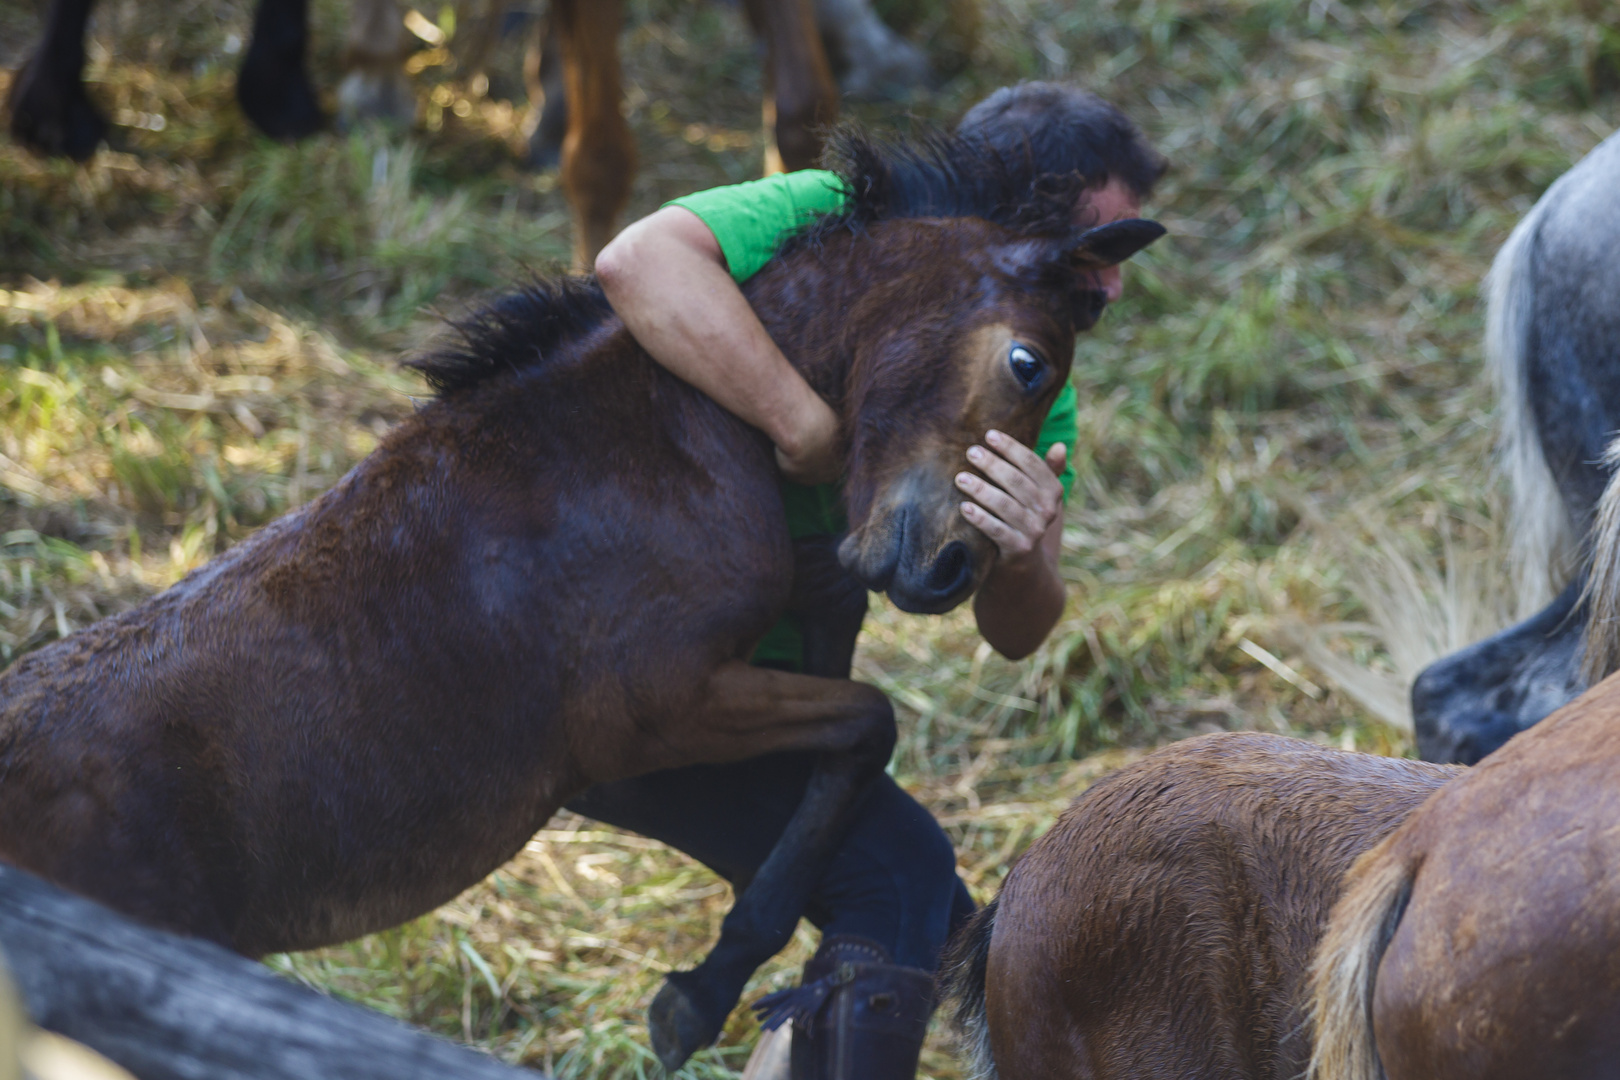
top-left (648, 973), bottom-right (719, 1074)
top-left (6, 56), bottom-right (107, 160)
top-left (237, 62), bottom-right (324, 141)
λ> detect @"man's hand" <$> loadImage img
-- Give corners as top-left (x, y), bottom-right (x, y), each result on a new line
top-left (955, 430), bottom-right (1066, 567)
top-left (959, 429), bottom-right (1068, 660)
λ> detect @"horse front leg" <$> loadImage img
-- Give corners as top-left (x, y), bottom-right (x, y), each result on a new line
top-left (553, 0), bottom-right (635, 269)
top-left (640, 663), bottom-right (896, 1073)
top-left (238, 0), bottom-right (324, 140)
top-left (743, 0), bottom-right (838, 173)
top-left (7, 0), bottom-right (106, 159)
top-left (787, 534), bottom-right (869, 679)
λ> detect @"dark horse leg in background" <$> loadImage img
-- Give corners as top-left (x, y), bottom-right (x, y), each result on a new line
top-left (234, 0), bottom-right (325, 139)
top-left (7, 0), bottom-right (322, 157)
top-left (6, 0), bottom-right (104, 159)
top-left (236, 0), bottom-right (325, 139)
top-left (1411, 130), bottom-right (1620, 764)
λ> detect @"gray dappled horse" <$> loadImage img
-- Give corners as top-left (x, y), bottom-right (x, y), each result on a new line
top-left (1411, 129), bottom-right (1620, 765)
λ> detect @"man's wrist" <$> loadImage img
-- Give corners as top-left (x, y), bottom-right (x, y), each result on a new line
top-left (986, 539), bottom-right (1057, 589)
top-left (770, 387), bottom-right (839, 471)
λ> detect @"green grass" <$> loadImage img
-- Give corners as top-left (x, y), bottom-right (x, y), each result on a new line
top-left (1, 0), bottom-right (1616, 1072)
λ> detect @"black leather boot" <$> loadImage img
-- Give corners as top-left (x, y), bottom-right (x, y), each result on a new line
top-left (752, 935), bottom-right (934, 1080)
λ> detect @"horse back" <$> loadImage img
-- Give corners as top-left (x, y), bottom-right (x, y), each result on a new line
top-left (984, 732), bottom-right (1457, 1080)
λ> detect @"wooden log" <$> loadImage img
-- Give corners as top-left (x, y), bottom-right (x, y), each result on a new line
top-left (0, 865), bottom-right (543, 1080)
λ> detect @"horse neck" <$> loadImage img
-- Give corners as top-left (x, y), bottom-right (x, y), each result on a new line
top-left (741, 236), bottom-right (875, 415)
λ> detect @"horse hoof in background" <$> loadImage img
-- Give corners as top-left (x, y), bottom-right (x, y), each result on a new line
top-left (0, 128), bottom-right (1164, 1074)
top-left (1412, 129), bottom-right (1620, 764)
top-left (1311, 668), bottom-right (1620, 1080)
top-left (941, 732), bottom-right (1458, 1080)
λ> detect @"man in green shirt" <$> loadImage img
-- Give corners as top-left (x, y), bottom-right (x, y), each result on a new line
top-left (570, 84), bottom-right (1167, 1079)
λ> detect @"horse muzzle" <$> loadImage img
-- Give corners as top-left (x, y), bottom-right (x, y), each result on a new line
top-left (839, 503), bottom-right (981, 615)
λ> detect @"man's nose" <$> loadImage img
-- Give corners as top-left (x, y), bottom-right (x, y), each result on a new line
top-left (1080, 266), bottom-right (1125, 305)
top-left (1099, 265), bottom-right (1124, 303)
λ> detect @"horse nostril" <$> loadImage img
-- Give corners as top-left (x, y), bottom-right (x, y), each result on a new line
top-left (924, 541), bottom-right (971, 596)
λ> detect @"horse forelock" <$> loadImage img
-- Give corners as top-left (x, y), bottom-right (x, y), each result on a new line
top-left (404, 275), bottom-right (616, 398)
top-left (777, 124), bottom-right (1095, 265)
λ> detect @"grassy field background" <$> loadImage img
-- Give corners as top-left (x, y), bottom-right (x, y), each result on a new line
top-left (2, 0), bottom-right (1616, 1074)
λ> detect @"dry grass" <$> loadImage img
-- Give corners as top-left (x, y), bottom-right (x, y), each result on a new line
top-left (2, 0), bottom-right (1617, 1073)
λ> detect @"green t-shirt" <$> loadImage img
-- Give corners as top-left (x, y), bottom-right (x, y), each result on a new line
top-left (667, 171), bottom-right (1079, 668)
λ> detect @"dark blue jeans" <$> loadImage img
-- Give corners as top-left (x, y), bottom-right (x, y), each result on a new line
top-left (565, 750), bottom-right (974, 972)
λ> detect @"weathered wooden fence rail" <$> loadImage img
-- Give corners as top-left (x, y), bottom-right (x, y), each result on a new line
top-left (0, 865), bottom-right (545, 1080)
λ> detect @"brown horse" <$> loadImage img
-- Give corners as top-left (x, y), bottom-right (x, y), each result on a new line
top-left (1309, 676), bottom-right (1620, 1079)
top-left (0, 130), bottom-right (1163, 1072)
top-left (941, 732), bottom-right (1459, 1080)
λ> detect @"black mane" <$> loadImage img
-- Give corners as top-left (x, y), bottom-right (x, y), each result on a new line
top-left (409, 123), bottom-right (1087, 398)
top-left (404, 276), bottom-right (614, 397)
top-left (784, 123), bottom-right (1094, 255)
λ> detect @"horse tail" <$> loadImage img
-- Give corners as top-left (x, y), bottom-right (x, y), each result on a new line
top-left (1580, 438), bottom-right (1620, 682)
top-left (1307, 839), bottom-right (1417, 1080)
top-left (937, 896), bottom-right (1000, 1080)
top-left (1487, 196), bottom-right (1576, 617)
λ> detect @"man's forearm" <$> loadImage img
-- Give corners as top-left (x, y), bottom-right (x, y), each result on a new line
top-left (973, 519), bottom-right (1066, 660)
top-left (596, 207), bottom-right (836, 472)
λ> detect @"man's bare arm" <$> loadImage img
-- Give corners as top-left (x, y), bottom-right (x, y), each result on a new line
top-left (595, 206), bottom-right (841, 484)
top-left (960, 435), bottom-right (1069, 659)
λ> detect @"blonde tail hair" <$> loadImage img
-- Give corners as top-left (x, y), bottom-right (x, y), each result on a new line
top-left (1307, 840), bottom-right (1417, 1080)
top-left (1580, 439), bottom-right (1620, 683)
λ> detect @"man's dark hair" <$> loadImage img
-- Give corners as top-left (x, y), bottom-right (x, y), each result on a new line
top-left (957, 82), bottom-right (1168, 202)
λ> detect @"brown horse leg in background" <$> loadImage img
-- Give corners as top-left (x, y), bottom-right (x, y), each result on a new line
top-left (550, 0), bottom-right (636, 269)
top-left (1310, 675), bottom-right (1620, 1080)
top-left (941, 733), bottom-right (1460, 1080)
top-left (744, 0), bottom-right (840, 173)
top-left (538, 0), bottom-right (838, 265)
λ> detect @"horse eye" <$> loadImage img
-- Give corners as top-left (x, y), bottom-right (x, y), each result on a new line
top-left (1008, 344), bottom-right (1046, 390)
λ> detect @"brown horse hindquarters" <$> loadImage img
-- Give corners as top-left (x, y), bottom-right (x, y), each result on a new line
top-left (977, 733), bottom-right (1457, 1080)
top-left (1312, 678), bottom-right (1620, 1080)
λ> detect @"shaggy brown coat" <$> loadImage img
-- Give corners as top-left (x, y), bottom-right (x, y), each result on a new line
top-left (943, 732), bottom-right (1459, 1080)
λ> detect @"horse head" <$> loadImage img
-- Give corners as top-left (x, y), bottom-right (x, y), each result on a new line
top-left (834, 216), bottom-right (1164, 614)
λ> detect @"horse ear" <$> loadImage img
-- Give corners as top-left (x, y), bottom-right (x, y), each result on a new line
top-left (1070, 218), bottom-right (1167, 268)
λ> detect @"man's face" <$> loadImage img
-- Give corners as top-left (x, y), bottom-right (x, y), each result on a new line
top-left (1075, 177), bottom-right (1142, 305)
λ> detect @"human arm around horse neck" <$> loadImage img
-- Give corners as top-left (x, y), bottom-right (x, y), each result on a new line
top-left (595, 205), bottom-right (842, 484)
top-left (968, 437), bottom-right (1069, 660)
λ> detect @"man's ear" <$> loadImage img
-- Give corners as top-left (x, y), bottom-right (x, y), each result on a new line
top-left (1070, 218), bottom-right (1166, 269)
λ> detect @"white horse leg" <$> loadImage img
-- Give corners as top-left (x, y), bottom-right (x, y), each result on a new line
top-left (338, 0), bottom-right (415, 129)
